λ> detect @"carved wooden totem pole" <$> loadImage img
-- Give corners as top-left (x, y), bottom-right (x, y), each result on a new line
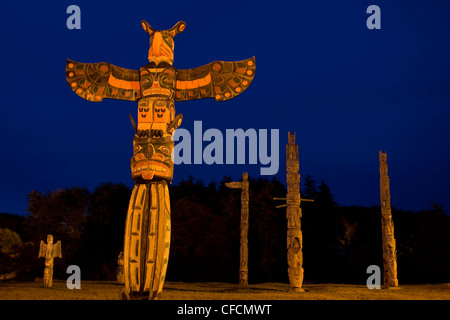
top-left (66, 20), bottom-right (255, 299)
top-left (225, 172), bottom-right (249, 285)
top-left (38, 235), bottom-right (62, 288)
top-left (117, 252), bottom-right (124, 284)
top-left (274, 132), bottom-right (306, 292)
top-left (379, 151), bottom-right (399, 288)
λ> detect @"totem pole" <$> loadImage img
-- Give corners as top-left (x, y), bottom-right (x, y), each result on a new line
top-left (225, 172), bottom-right (249, 285)
top-left (66, 20), bottom-right (255, 299)
top-left (117, 252), bottom-right (124, 284)
top-left (274, 132), bottom-right (313, 292)
top-left (379, 151), bottom-right (399, 288)
top-left (38, 235), bottom-right (62, 288)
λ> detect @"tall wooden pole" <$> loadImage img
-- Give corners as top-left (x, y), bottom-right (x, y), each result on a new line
top-left (285, 132), bottom-right (305, 292)
top-left (226, 172), bottom-right (249, 285)
top-left (38, 235), bottom-right (62, 288)
top-left (274, 133), bottom-right (313, 292)
top-left (379, 151), bottom-right (399, 288)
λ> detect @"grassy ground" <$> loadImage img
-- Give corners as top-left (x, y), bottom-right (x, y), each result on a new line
top-left (0, 280), bottom-right (449, 300)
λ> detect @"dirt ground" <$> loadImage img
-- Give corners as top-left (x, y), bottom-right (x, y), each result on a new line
top-left (0, 279), bottom-right (449, 300)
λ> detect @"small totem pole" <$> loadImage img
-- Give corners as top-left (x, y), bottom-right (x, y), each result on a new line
top-left (38, 235), bottom-right (62, 288)
top-left (66, 20), bottom-right (255, 299)
top-left (274, 132), bottom-right (313, 292)
top-left (379, 151), bottom-right (399, 288)
top-left (117, 252), bottom-right (124, 284)
top-left (225, 172), bottom-right (249, 285)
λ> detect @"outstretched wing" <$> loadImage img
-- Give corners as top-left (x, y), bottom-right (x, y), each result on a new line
top-left (38, 241), bottom-right (46, 258)
top-left (66, 59), bottom-right (141, 102)
top-left (174, 57), bottom-right (255, 102)
top-left (53, 241), bottom-right (62, 259)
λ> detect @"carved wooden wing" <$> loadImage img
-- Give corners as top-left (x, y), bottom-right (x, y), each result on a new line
top-left (38, 241), bottom-right (46, 258)
top-left (66, 59), bottom-right (141, 102)
top-left (174, 57), bottom-right (255, 102)
top-left (53, 241), bottom-right (62, 259)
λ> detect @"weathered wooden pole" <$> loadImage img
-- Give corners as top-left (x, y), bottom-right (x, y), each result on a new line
top-left (117, 252), bottom-right (124, 284)
top-left (285, 132), bottom-right (305, 292)
top-left (226, 172), bottom-right (249, 285)
top-left (379, 151), bottom-right (399, 288)
top-left (38, 235), bottom-right (62, 288)
top-left (274, 132), bottom-right (309, 292)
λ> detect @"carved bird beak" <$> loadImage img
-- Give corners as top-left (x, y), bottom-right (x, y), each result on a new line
top-left (152, 32), bottom-right (162, 56)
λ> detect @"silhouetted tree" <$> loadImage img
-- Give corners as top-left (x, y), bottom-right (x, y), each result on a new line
top-left (79, 182), bottom-right (131, 280)
top-left (0, 213), bottom-right (25, 239)
top-left (249, 177), bottom-right (287, 283)
top-left (302, 175), bottom-right (318, 201)
top-left (302, 179), bottom-right (345, 283)
top-left (168, 178), bottom-right (234, 282)
top-left (394, 203), bottom-right (450, 283)
top-left (24, 187), bottom-right (90, 279)
top-left (338, 205), bottom-right (382, 283)
top-left (2, 177), bottom-right (449, 285)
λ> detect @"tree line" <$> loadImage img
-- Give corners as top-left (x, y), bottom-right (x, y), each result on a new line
top-left (0, 176), bottom-right (449, 284)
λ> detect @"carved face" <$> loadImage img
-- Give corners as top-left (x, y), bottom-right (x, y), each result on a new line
top-left (148, 31), bottom-right (175, 65)
top-left (140, 65), bottom-right (176, 99)
top-left (131, 135), bottom-right (174, 182)
top-left (141, 20), bottom-right (186, 65)
top-left (137, 65), bottom-right (176, 133)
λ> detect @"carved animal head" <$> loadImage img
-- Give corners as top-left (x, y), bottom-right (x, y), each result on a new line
top-left (142, 20), bottom-right (186, 65)
top-left (131, 135), bottom-right (174, 182)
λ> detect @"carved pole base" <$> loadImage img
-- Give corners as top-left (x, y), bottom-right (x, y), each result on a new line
top-left (383, 286), bottom-right (401, 290)
top-left (289, 287), bottom-right (305, 293)
top-left (239, 269), bottom-right (248, 286)
top-left (43, 266), bottom-right (53, 288)
top-left (122, 181), bottom-right (171, 300)
top-left (288, 264), bottom-right (304, 293)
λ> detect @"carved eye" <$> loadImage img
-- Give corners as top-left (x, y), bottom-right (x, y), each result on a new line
top-left (160, 75), bottom-right (174, 88)
top-left (162, 35), bottom-right (173, 48)
top-left (158, 145), bottom-right (171, 156)
top-left (133, 145), bottom-right (142, 154)
top-left (142, 77), bottom-right (152, 86)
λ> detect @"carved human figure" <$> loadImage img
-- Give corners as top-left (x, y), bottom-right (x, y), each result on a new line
top-left (38, 235), bottom-right (62, 288)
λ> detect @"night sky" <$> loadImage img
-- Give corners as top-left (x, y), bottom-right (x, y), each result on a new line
top-left (1, 0), bottom-right (449, 216)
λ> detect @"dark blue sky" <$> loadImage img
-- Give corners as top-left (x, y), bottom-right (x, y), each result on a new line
top-left (1, 0), bottom-right (449, 216)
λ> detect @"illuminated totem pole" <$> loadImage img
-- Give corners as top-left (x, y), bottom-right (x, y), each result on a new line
top-left (379, 151), bottom-right (399, 288)
top-left (66, 20), bottom-right (255, 299)
top-left (284, 132), bottom-right (305, 292)
top-left (38, 235), bottom-right (62, 288)
top-left (117, 252), bottom-right (124, 284)
top-left (274, 132), bottom-right (308, 292)
top-left (225, 172), bottom-right (249, 285)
